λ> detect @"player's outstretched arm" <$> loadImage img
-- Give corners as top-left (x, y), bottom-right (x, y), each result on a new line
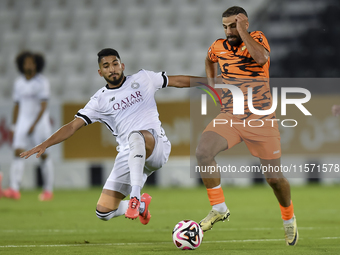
top-left (167, 75), bottom-right (205, 88)
top-left (20, 118), bottom-right (86, 159)
top-left (12, 103), bottom-right (19, 129)
top-left (28, 101), bottom-right (47, 134)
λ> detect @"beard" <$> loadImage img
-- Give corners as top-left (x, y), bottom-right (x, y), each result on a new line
top-left (24, 69), bottom-right (34, 76)
top-left (227, 35), bottom-right (243, 47)
top-left (105, 72), bottom-right (125, 86)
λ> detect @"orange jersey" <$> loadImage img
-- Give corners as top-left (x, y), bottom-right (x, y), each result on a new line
top-left (208, 31), bottom-right (275, 121)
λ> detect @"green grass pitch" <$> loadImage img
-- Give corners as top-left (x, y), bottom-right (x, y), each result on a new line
top-left (0, 184), bottom-right (340, 254)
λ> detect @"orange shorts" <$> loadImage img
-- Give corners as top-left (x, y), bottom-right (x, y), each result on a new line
top-left (203, 112), bottom-right (281, 160)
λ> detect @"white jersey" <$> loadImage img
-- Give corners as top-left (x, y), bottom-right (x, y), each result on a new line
top-left (76, 69), bottom-right (169, 147)
top-left (13, 74), bottom-right (51, 134)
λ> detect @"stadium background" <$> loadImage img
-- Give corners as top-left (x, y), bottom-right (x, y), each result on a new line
top-left (0, 0), bottom-right (339, 189)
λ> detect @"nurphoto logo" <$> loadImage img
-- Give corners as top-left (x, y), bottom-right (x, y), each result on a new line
top-left (199, 84), bottom-right (312, 127)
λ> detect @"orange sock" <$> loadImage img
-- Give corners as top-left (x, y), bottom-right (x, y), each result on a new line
top-left (279, 200), bottom-right (294, 220)
top-left (207, 187), bottom-right (225, 206)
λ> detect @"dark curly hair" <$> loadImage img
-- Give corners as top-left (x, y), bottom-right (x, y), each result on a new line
top-left (15, 50), bottom-right (45, 74)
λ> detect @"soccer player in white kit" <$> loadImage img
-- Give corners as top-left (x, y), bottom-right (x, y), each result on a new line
top-left (2, 51), bottom-right (54, 201)
top-left (21, 48), bottom-right (197, 224)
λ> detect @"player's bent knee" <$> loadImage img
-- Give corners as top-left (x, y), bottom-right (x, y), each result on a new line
top-left (196, 146), bottom-right (213, 163)
top-left (95, 209), bottom-right (117, 221)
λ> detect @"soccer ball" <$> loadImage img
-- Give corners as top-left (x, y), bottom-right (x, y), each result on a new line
top-left (172, 220), bottom-right (203, 250)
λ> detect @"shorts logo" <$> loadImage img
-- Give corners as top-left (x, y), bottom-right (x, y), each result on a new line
top-left (134, 154), bottom-right (143, 158)
top-left (273, 150), bottom-right (280, 154)
top-left (131, 82), bottom-right (140, 89)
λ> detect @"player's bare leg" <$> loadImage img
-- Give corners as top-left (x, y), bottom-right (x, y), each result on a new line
top-left (3, 148), bottom-right (25, 200)
top-left (196, 131), bottom-right (230, 231)
top-left (261, 158), bottom-right (298, 246)
top-left (96, 189), bottom-right (127, 220)
top-left (261, 158), bottom-right (291, 206)
top-left (125, 130), bottom-right (154, 220)
top-left (196, 131), bottom-right (228, 187)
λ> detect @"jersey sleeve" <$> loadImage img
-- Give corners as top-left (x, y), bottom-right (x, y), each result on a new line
top-left (144, 70), bottom-right (168, 90)
top-left (207, 40), bottom-right (219, 63)
top-left (37, 77), bottom-right (50, 100)
top-left (251, 31), bottom-right (270, 53)
top-left (75, 96), bottom-right (100, 126)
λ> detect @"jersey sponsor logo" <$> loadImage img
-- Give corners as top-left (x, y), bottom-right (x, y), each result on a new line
top-left (112, 91), bottom-right (143, 111)
top-left (131, 82), bottom-right (140, 89)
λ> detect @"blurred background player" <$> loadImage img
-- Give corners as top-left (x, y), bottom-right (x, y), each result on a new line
top-left (2, 51), bottom-right (54, 201)
top-left (196, 6), bottom-right (298, 246)
top-left (20, 48), bottom-right (200, 224)
top-left (332, 105), bottom-right (340, 117)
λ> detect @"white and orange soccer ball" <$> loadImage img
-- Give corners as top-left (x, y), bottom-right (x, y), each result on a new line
top-left (172, 220), bottom-right (204, 250)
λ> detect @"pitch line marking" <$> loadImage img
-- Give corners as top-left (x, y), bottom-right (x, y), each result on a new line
top-left (0, 226), bottom-right (337, 234)
top-left (1, 237), bottom-right (340, 248)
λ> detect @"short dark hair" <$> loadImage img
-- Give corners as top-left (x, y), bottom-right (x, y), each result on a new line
top-left (222, 6), bottom-right (248, 18)
top-left (97, 48), bottom-right (121, 64)
top-left (15, 50), bottom-right (45, 74)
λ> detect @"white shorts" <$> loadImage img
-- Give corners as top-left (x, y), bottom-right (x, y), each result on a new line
top-left (13, 117), bottom-right (52, 150)
top-left (103, 128), bottom-right (171, 196)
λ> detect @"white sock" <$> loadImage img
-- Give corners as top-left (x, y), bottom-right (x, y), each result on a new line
top-left (128, 131), bottom-right (146, 200)
top-left (10, 157), bottom-right (25, 191)
top-left (212, 202), bottom-right (228, 213)
top-left (211, 184), bottom-right (228, 213)
top-left (116, 200), bottom-right (129, 216)
top-left (130, 185), bottom-right (141, 200)
top-left (41, 158), bottom-right (54, 192)
top-left (96, 200), bottom-right (129, 221)
top-left (283, 215), bottom-right (295, 224)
